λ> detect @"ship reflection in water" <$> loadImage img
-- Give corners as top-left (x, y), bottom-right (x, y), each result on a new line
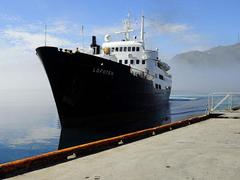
top-left (58, 103), bottom-right (171, 149)
top-left (0, 91), bottom-right (208, 164)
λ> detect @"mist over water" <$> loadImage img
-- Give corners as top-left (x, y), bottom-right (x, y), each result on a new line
top-left (0, 89), bottom-right (208, 164)
top-left (170, 62), bottom-right (240, 92)
top-left (0, 90), bottom-right (60, 163)
top-left (169, 43), bottom-right (240, 92)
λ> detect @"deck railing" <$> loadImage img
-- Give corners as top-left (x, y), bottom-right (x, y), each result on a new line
top-left (208, 92), bottom-right (240, 114)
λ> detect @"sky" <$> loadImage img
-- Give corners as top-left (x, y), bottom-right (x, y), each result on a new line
top-left (0, 0), bottom-right (240, 91)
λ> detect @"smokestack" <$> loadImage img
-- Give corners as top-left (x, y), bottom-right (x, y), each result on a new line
top-left (91, 36), bottom-right (97, 47)
top-left (90, 36), bottom-right (100, 54)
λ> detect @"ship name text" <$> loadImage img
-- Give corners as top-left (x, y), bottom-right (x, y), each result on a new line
top-left (92, 68), bottom-right (114, 76)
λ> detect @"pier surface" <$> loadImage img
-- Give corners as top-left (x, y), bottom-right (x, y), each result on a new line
top-left (9, 111), bottom-right (240, 180)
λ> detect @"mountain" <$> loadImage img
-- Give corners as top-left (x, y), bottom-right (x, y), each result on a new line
top-left (171, 43), bottom-right (240, 66)
top-left (169, 43), bottom-right (240, 92)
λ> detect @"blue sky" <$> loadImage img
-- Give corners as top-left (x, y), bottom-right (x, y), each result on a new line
top-left (0, 0), bottom-right (240, 90)
top-left (1, 0), bottom-right (240, 54)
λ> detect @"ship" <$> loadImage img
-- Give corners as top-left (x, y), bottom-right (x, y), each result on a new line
top-left (36, 16), bottom-right (172, 127)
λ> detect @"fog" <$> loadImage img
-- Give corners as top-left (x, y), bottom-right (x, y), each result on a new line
top-left (170, 62), bottom-right (240, 93)
top-left (1, 44), bottom-right (240, 94)
top-left (0, 52), bottom-right (49, 90)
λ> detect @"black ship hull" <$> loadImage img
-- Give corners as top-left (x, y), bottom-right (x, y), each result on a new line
top-left (36, 46), bottom-right (171, 127)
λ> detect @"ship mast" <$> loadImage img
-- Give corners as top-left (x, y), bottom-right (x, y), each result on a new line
top-left (44, 24), bottom-right (47, 46)
top-left (115, 13), bottom-right (133, 41)
top-left (140, 16), bottom-right (145, 47)
top-left (115, 14), bottom-right (145, 45)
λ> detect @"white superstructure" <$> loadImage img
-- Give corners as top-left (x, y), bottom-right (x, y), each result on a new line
top-left (99, 16), bottom-right (172, 91)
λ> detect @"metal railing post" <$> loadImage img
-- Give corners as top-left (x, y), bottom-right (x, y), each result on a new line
top-left (211, 95), bottom-right (213, 112)
top-left (208, 92), bottom-right (240, 114)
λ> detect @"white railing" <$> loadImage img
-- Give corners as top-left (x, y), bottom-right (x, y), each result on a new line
top-left (208, 92), bottom-right (240, 114)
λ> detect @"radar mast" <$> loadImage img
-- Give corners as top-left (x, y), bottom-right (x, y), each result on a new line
top-left (115, 13), bottom-right (134, 41)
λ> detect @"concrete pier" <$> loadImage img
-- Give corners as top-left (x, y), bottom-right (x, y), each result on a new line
top-left (7, 111), bottom-right (240, 179)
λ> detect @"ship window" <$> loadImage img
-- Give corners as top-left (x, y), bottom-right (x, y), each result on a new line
top-left (119, 60), bottom-right (122, 64)
top-left (155, 84), bottom-right (158, 89)
top-left (159, 74), bottom-right (164, 80)
top-left (132, 47), bottom-right (135, 51)
top-left (115, 47), bottom-right (119, 52)
top-left (111, 47), bottom-right (114, 52)
top-left (124, 60), bottom-right (128, 64)
top-left (130, 60), bottom-right (134, 64)
top-left (128, 47), bottom-right (131, 51)
top-left (120, 47), bottom-right (123, 52)
top-left (124, 47), bottom-right (127, 51)
top-left (159, 84), bottom-right (161, 89)
top-left (136, 59), bottom-right (140, 64)
top-left (142, 60), bottom-right (145, 64)
top-left (136, 47), bottom-right (140, 51)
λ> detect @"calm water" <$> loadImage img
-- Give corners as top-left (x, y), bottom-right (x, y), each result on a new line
top-left (0, 89), bottom-right (208, 164)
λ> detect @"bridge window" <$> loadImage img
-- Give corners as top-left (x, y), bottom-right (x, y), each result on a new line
top-left (128, 47), bottom-right (131, 51)
top-left (155, 84), bottom-right (158, 89)
top-left (111, 47), bottom-right (114, 52)
top-left (119, 47), bottom-right (123, 52)
top-left (119, 60), bottom-right (122, 64)
top-left (130, 60), bottom-right (134, 64)
top-left (159, 85), bottom-right (161, 89)
top-left (124, 60), bottom-right (128, 64)
top-left (142, 60), bottom-right (145, 64)
top-left (136, 59), bottom-right (140, 64)
top-left (115, 47), bottom-right (119, 52)
top-left (159, 74), bottom-right (164, 80)
top-left (124, 47), bottom-right (127, 51)
top-left (136, 47), bottom-right (140, 51)
top-left (132, 47), bottom-right (135, 51)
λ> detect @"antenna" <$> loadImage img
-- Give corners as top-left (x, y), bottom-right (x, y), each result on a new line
top-left (81, 25), bottom-right (84, 49)
top-left (44, 24), bottom-right (47, 46)
top-left (140, 16), bottom-right (145, 46)
top-left (115, 13), bottom-right (133, 41)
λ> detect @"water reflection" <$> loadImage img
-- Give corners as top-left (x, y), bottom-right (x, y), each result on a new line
top-left (58, 103), bottom-right (171, 149)
top-left (0, 91), bottom-right (208, 163)
top-left (0, 90), bottom-right (60, 163)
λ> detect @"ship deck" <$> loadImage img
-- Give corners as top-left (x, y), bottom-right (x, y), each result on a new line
top-left (5, 110), bottom-right (240, 180)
